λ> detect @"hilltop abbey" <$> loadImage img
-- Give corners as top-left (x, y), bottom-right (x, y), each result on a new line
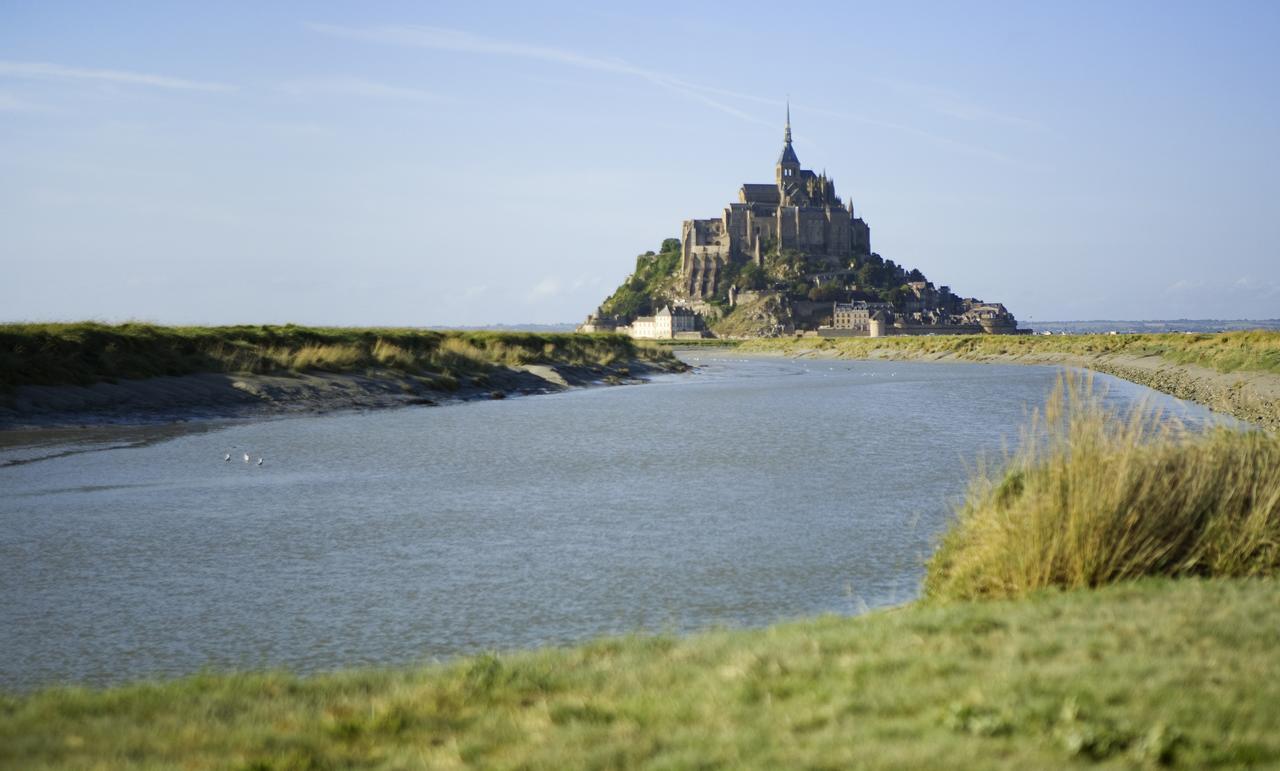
top-left (581, 107), bottom-right (1022, 339)
top-left (682, 106), bottom-right (871, 299)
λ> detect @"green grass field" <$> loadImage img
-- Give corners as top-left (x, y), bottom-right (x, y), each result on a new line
top-left (2, 578), bottom-right (1276, 770)
top-left (738, 330), bottom-right (1280, 376)
top-left (0, 323), bottom-right (675, 391)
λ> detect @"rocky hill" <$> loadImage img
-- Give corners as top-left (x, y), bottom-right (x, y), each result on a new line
top-left (585, 238), bottom-right (1016, 338)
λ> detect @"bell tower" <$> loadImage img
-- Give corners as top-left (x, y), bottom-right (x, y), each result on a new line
top-left (776, 102), bottom-right (801, 186)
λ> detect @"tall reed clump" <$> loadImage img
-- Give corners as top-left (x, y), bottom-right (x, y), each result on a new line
top-left (924, 373), bottom-right (1280, 601)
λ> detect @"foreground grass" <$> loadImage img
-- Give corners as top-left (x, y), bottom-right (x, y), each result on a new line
top-left (0, 323), bottom-right (675, 391)
top-left (2, 578), bottom-right (1277, 769)
top-left (738, 330), bottom-right (1280, 376)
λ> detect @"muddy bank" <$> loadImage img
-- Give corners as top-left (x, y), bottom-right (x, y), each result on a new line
top-left (0, 359), bottom-right (679, 432)
top-left (1061, 354), bottom-right (1280, 430)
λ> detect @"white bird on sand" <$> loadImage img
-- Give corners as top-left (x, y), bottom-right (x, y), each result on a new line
top-left (243, 452), bottom-right (251, 463)
top-left (257, 457), bottom-right (264, 466)
top-left (223, 453), bottom-right (231, 462)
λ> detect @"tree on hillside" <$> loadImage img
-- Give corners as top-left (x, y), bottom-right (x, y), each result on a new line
top-left (883, 285), bottom-right (908, 306)
top-left (599, 238), bottom-right (684, 320)
top-left (808, 282), bottom-right (843, 302)
top-left (737, 262), bottom-right (766, 290)
top-left (857, 261), bottom-right (885, 289)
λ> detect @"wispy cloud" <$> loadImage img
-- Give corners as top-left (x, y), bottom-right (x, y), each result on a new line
top-left (30, 188), bottom-right (242, 225)
top-left (304, 23), bottom-right (1029, 164)
top-left (798, 102), bottom-right (1023, 166)
top-left (279, 76), bottom-right (437, 103)
top-left (0, 91), bottom-right (47, 112)
top-left (874, 77), bottom-right (1041, 129)
top-left (618, 76), bottom-right (1027, 164)
top-left (306, 22), bottom-right (768, 125)
top-left (0, 60), bottom-right (234, 92)
top-left (528, 277), bottom-right (562, 300)
top-left (1233, 276), bottom-right (1280, 297)
top-left (1168, 276), bottom-right (1280, 298)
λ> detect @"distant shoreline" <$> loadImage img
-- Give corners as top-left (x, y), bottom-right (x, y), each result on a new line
top-left (737, 333), bottom-right (1280, 430)
top-left (6, 327), bottom-right (1277, 435)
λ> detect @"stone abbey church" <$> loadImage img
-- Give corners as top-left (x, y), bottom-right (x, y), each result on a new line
top-left (681, 108), bottom-right (872, 298)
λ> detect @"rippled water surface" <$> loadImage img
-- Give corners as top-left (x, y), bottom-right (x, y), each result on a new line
top-left (0, 356), bottom-right (1226, 689)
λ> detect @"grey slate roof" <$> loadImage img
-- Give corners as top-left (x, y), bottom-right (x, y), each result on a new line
top-left (741, 184), bottom-right (780, 203)
top-left (778, 142), bottom-right (800, 166)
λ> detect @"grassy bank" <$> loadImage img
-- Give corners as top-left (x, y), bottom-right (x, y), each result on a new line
top-left (926, 375), bottom-right (1280, 600)
top-left (2, 578), bottom-right (1276, 769)
top-left (738, 330), bottom-right (1280, 376)
top-left (0, 323), bottom-right (676, 391)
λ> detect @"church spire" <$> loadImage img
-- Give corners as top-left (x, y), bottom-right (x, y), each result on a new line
top-left (777, 100), bottom-right (800, 175)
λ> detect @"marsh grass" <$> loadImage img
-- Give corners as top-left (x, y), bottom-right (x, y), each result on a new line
top-left (0, 323), bottom-right (674, 390)
top-left (925, 374), bottom-right (1280, 601)
top-left (739, 330), bottom-right (1280, 375)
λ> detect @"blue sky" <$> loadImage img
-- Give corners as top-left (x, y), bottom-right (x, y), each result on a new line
top-left (2, 1), bottom-right (1278, 325)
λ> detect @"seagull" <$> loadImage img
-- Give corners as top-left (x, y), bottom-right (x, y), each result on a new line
top-left (223, 453), bottom-right (231, 462)
top-left (257, 457), bottom-right (264, 466)
top-left (243, 452), bottom-right (251, 463)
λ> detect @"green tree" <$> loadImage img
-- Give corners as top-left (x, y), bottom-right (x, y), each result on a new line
top-left (808, 282), bottom-right (843, 302)
top-left (883, 285), bottom-right (909, 306)
top-left (857, 262), bottom-right (885, 288)
top-left (737, 262), bottom-right (766, 290)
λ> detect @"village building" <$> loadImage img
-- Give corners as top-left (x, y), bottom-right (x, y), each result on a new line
top-left (626, 305), bottom-right (699, 340)
top-left (831, 300), bottom-right (894, 332)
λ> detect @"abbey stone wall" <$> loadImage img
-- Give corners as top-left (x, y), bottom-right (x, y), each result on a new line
top-left (681, 110), bottom-right (871, 299)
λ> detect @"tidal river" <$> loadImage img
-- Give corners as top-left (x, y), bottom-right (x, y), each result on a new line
top-left (0, 355), bottom-right (1226, 690)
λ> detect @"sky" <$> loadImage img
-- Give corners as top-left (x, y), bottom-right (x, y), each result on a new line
top-left (2, 1), bottom-right (1278, 326)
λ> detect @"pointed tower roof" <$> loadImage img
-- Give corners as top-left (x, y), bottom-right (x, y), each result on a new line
top-left (778, 101), bottom-right (800, 166)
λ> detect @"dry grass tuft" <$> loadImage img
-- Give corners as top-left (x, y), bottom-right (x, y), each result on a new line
top-left (925, 373), bottom-right (1280, 600)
